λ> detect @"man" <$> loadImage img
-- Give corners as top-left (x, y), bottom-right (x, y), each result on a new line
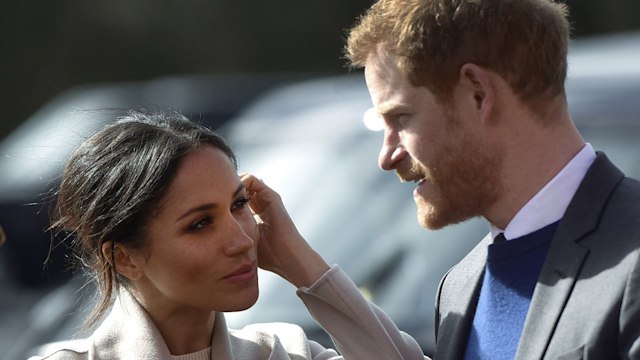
top-left (346, 0), bottom-right (640, 359)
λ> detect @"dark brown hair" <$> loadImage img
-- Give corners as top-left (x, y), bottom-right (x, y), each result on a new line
top-left (51, 110), bottom-right (236, 327)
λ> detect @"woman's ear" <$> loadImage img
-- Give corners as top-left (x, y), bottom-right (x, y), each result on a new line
top-left (101, 241), bottom-right (144, 281)
top-left (458, 63), bottom-right (496, 123)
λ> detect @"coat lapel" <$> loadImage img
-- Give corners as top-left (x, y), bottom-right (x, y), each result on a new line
top-left (94, 289), bottom-right (174, 360)
top-left (514, 153), bottom-right (624, 360)
top-left (211, 312), bottom-right (235, 360)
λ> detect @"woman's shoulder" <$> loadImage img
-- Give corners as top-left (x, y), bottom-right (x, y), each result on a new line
top-left (27, 339), bottom-right (90, 360)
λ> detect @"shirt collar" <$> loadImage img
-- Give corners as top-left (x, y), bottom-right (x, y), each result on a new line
top-left (490, 143), bottom-right (596, 241)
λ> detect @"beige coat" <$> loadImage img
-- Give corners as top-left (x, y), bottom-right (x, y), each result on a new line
top-left (29, 266), bottom-right (426, 360)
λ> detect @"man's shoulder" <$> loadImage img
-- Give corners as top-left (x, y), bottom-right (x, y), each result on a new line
top-left (604, 175), bottom-right (640, 221)
top-left (617, 175), bottom-right (640, 198)
top-left (573, 152), bottom-right (640, 226)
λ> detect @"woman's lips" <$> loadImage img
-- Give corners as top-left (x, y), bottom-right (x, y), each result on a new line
top-left (224, 260), bottom-right (257, 283)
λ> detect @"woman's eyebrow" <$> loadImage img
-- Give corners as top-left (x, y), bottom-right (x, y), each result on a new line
top-left (176, 203), bottom-right (217, 222)
top-left (176, 184), bottom-right (246, 222)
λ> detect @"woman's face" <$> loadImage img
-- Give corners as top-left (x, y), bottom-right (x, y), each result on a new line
top-left (131, 145), bottom-right (259, 314)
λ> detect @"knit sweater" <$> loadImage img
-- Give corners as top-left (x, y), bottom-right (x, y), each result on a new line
top-left (464, 222), bottom-right (558, 360)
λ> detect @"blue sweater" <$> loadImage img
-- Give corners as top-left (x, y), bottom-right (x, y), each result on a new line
top-left (463, 222), bottom-right (558, 360)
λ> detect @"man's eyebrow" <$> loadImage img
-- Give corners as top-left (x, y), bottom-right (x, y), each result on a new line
top-left (377, 102), bottom-right (411, 116)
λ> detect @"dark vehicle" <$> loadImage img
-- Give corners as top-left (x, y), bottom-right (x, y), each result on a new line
top-left (9, 32), bottom-right (640, 359)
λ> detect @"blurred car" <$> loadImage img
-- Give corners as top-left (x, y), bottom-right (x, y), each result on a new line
top-left (13, 31), bottom-right (640, 359)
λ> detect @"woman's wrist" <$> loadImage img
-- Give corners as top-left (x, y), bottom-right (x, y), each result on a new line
top-left (279, 246), bottom-right (330, 288)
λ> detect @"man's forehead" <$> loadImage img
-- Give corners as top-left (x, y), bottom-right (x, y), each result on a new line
top-left (364, 49), bottom-right (399, 74)
top-left (364, 55), bottom-right (403, 91)
top-left (364, 58), bottom-right (421, 112)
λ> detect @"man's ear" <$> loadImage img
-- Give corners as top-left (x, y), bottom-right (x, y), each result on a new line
top-left (458, 63), bottom-right (495, 123)
top-left (101, 241), bottom-right (144, 281)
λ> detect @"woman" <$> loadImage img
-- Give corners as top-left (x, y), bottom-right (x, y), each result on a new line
top-left (31, 111), bottom-right (424, 360)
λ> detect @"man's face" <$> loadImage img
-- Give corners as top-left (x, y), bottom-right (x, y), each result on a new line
top-left (364, 53), bottom-right (502, 229)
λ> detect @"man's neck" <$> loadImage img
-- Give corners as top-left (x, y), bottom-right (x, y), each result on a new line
top-left (484, 107), bottom-right (585, 229)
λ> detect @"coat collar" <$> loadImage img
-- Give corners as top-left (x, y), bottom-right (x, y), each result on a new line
top-left (92, 288), bottom-right (234, 360)
top-left (86, 288), bottom-right (312, 359)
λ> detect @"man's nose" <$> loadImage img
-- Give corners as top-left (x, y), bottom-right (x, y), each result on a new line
top-left (378, 129), bottom-right (405, 170)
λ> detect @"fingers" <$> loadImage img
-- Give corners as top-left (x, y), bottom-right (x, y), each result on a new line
top-left (240, 174), bottom-right (281, 215)
top-left (240, 173), bottom-right (264, 194)
top-left (241, 173), bottom-right (266, 213)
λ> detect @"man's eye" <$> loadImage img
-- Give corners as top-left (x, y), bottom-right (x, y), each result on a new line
top-left (188, 216), bottom-right (213, 232)
top-left (382, 113), bottom-right (409, 131)
top-left (395, 114), bottom-right (410, 128)
top-left (231, 196), bottom-right (250, 211)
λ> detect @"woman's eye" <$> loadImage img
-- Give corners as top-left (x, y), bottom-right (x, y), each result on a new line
top-left (231, 196), bottom-right (250, 212)
top-left (188, 216), bottom-right (213, 232)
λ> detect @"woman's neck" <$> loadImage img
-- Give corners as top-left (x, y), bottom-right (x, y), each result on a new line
top-left (156, 312), bottom-right (215, 355)
top-left (156, 310), bottom-right (215, 355)
top-left (133, 288), bottom-right (216, 355)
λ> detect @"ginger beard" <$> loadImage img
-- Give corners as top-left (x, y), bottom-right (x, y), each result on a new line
top-left (407, 116), bottom-right (503, 230)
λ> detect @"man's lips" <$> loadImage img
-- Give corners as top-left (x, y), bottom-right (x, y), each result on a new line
top-left (224, 260), bottom-right (257, 282)
top-left (398, 172), bottom-right (426, 184)
top-left (398, 173), bottom-right (427, 197)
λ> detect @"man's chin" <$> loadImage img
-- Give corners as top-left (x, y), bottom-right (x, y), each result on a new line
top-left (417, 211), bottom-right (448, 230)
top-left (416, 202), bottom-right (446, 230)
top-left (416, 200), bottom-right (469, 230)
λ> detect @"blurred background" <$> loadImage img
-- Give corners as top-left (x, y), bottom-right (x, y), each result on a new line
top-left (2, 0), bottom-right (640, 140)
top-left (1, 1), bottom-right (640, 359)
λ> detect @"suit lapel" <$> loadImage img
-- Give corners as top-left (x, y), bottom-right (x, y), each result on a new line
top-left (514, 229), bottom-right (588, 360)
top-left (514, 153), bottom-right (624, 360)
top-left (434, 233), bottom-right (491, 360)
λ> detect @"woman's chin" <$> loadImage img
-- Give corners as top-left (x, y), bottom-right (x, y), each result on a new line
top-left (224, 288), bottom-right (260, 312)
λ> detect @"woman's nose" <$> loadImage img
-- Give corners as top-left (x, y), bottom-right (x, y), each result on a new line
top-left (224, 218), bottom-right (255, 256)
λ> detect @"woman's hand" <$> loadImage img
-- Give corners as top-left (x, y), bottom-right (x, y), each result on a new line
top-left (241, 174), bottom-right (330, 288)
